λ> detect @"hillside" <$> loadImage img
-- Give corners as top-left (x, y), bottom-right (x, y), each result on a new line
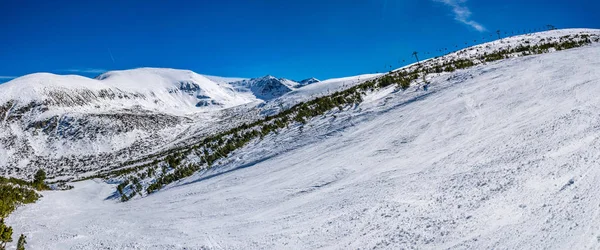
top-left (0, 68), bottom-right (258, 178)
top-left (5, 29), bottom-right (600, 249)
top-left (0, 66), bottom-right (375, 179)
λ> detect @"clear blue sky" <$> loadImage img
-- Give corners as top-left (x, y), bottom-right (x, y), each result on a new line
top-left (0, 0), bottom-right (597, 82)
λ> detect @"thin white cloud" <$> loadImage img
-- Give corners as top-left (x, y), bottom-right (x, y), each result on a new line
top-left (61, 68), bottom-right (107, 74)
top-left (434, 0), bottom-right (486, 32)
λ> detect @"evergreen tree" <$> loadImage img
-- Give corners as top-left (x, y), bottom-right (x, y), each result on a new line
top-left (17, 234), bottom-right (26, 250)
top-left (33, 169), bottom-right (46, 190)
top-left (0, 220), bottom-right (13, 249)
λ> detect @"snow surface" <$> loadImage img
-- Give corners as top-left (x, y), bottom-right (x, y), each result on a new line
top-left (7, 37), bottom-right (600, 249)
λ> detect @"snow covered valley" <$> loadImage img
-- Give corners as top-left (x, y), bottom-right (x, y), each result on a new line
top-left (5, 33), bottom-right (600, 249)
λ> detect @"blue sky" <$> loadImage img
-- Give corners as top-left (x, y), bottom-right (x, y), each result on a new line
top-left (0, 0), bottom-right (597, 82)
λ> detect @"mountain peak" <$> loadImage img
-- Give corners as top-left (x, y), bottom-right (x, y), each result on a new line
top-left (298, 77), bottom-right (320, 86)
top-left (256, 75), bottom-right (277, 80)
top-left (232, 75), bottom-right (294, 100)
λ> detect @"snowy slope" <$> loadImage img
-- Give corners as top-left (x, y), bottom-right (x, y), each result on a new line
top-left (0, 65), bottom-right (378, 178)
top-left (259, 73), bottom-right (382, 115)
top-left (0, 68), bottom-right (263, 178)
top-left (7, 31), bottom-right (600, 249)
top-left (397, 28), bottom-right (600, 75)
top-left (0, 68), bottom-right (335, 178)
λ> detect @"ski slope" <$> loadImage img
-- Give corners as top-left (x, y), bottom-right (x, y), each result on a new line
top-left (7, 38), bottom-right (600, 249)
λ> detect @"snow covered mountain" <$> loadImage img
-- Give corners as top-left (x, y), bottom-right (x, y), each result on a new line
top-left (0, 67), bottom-right (374, 178)
top-left (6, 28), bottom-right (600, 249)
top-left (0, 68), bottom-right (264, 178)
top-left (298, 77), bottom-right (320, 86)
top-left (2, 68), bottom-right (257, 113)
top-left (230, 75), bottom-right (296, 100)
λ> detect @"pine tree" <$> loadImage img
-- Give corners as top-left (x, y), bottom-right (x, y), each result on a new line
top-left (33, 169), bottom-right (46, 190)
top-left (0, 220), bottom-right (13, 249)
top-left (17, 234), bottom-right (26, 250)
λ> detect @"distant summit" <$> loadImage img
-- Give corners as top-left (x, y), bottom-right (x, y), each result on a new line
top-left (298, 77), bottom-right (320, 86)
top-left (230, 75), bottom-right (295, 100)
